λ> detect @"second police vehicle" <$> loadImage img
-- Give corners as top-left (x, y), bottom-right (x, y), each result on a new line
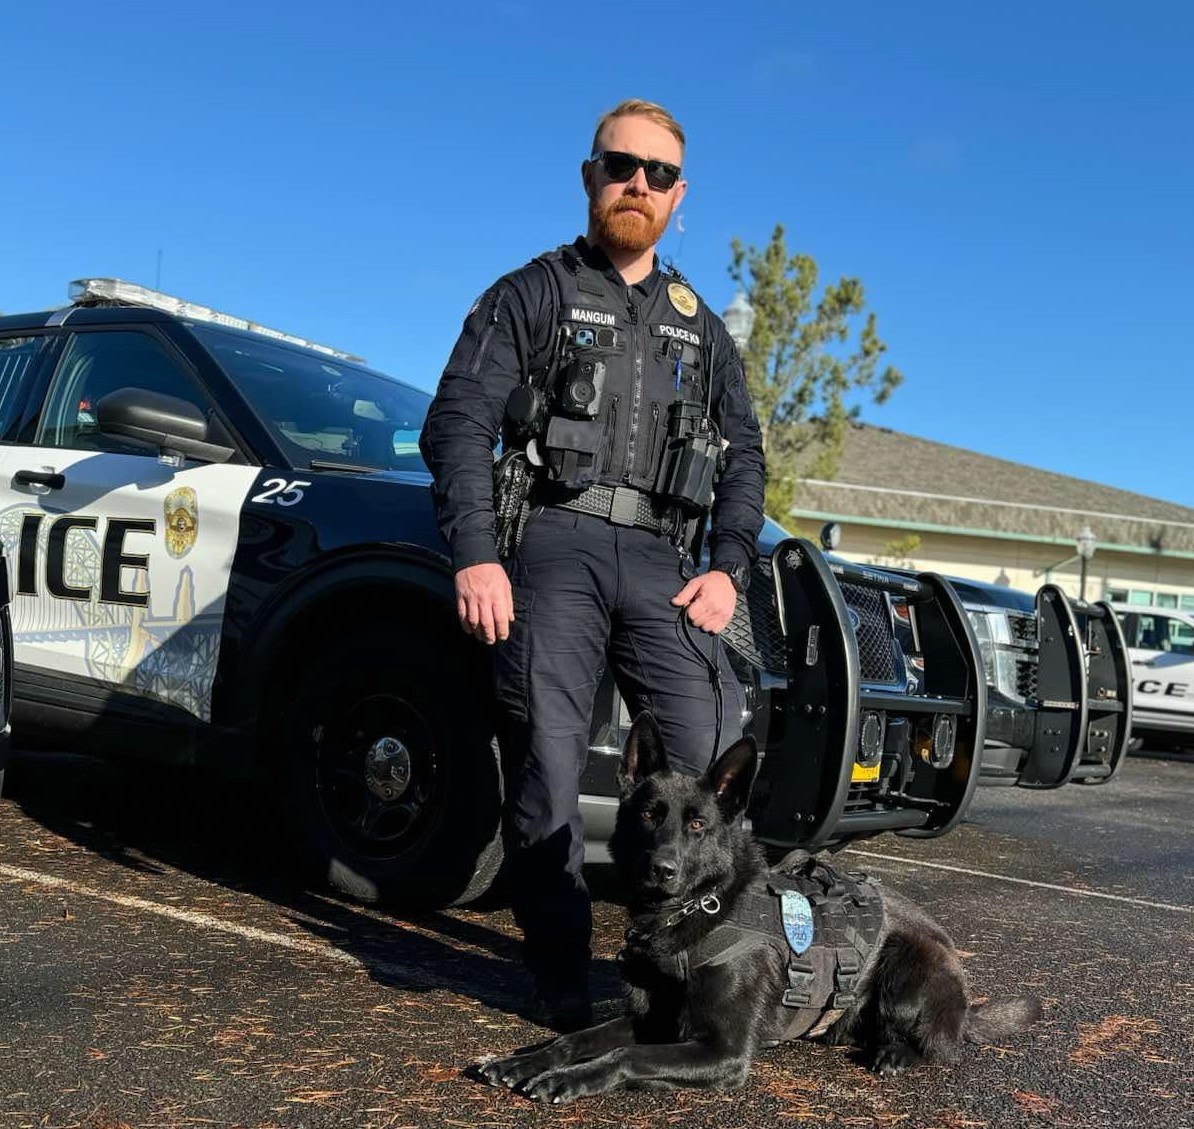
top-left (0, 281), bottom-right (1133, 906)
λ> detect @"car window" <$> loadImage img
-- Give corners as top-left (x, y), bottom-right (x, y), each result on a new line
top-left (190, 325), bottom-right (429, 472)
top-left (35, 330), bottom-right (212, 455)
top-left (0, 335), bottom-right (48, 440)
top-left (1136, 615), bottom-right (1162, 650)
top-left (1168, 618), bottom-right (1194, 656)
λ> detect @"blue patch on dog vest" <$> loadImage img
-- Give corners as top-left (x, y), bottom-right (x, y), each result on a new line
top-left (780, 890), bottom-right (814, 954)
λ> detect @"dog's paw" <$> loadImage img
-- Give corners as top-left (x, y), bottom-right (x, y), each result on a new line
top-left (477, 1052), bottom-right (549, 1091)
top-left (873, 1042), bottom-right (921, 1076)
top-left (523, 1065), bottom-right (593, 1105)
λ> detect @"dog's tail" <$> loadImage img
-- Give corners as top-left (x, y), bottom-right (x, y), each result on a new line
top-left (963, 996), bottom-right (1043, 1044)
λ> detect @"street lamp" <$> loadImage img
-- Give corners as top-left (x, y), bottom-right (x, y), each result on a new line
top-left (722, 290), bottom-right (755, 353)
top-left (1076, 525), bottom-right (1097, 600)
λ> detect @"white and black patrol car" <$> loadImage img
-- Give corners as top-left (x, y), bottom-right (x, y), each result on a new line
top-left (0, 280), bottom-right (1131, 909)
top-left (1109, 602), bottom-right (1194, 752)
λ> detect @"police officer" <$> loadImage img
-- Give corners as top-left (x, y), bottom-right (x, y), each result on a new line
top-left (420, 99), bottom-right (765, 1029)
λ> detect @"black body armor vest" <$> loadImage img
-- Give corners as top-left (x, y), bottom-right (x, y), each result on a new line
top-left (674, 860), bottom-right (886, 1040)
top-left (533, 246), bottom-right (713, 496)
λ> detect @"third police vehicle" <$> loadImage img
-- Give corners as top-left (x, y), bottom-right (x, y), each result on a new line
top-left (1110, 602), bottom-right (1194, 752)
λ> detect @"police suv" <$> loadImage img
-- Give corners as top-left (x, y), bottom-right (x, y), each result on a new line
top-left (1109, 602), bottom-right (1194, 752)
top-left (0, 281), bottom-right (1131, 908)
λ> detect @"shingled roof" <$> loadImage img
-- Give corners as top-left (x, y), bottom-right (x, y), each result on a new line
top-left (792, 422), bottom-right (1194, 554)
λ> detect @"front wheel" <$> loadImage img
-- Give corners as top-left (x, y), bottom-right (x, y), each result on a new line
top-left (279, 627), bottom-right (502, 909)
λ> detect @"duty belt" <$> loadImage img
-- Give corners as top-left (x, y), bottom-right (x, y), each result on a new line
top-left (546, 483), bottom-right (677, 535)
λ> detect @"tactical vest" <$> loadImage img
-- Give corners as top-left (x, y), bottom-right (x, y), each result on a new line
top-left (675, 861), bottom-right (885, 1040)
top-left (534, 245), bottom-right (712, 495)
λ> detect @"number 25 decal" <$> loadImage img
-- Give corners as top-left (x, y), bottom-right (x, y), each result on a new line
top-left (251, 478), bottom-right (311, 507)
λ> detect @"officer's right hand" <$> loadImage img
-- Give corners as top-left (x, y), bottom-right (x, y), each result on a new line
top-left (455, 563), bottom-right (515, 645)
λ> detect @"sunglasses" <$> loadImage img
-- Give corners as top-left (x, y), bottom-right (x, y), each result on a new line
top-left (591, 150), bottom-right (682, 192)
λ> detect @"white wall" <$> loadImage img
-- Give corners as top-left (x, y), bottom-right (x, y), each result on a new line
top-left (796, 520), bottom-right (1194, 603)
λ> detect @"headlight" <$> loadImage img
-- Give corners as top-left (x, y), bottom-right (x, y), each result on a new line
top-left (968, 609), bottom-right (1022, 699)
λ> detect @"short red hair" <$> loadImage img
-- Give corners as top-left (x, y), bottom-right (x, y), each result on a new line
top-left (590, 99), bottom-right (686, 156)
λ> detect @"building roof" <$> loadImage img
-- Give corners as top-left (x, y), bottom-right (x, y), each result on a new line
top-left (793, 422), bottom-right (1194, 555)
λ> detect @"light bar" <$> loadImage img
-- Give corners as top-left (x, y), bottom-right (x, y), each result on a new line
top-left (68, 278), bottom-right (365, 363)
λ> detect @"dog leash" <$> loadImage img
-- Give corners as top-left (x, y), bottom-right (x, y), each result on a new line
top-left (623, 892), bottom-right (723, 946)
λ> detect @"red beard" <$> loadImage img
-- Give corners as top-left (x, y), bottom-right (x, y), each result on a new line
top-left (590, 194), bottom-right (671, 253)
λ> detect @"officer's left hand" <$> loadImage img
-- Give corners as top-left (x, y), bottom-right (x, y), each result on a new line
top-left (671, 571), bottom-right (736, 634)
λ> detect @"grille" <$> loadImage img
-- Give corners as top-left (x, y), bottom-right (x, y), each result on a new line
top-left (845, 781), bottom-right (880, 812)
top-left (721, 562), bottom-right (900, 684)
top-left (1008, 612), bottom-right (1038, 647)
top-left (1016, 657), bottom-right (1038, 700)
top-left (840, 583), bottom-right (899, 685)
top-left (722, 558), bottom-right (787, 673)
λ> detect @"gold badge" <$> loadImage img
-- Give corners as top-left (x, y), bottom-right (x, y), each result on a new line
top-left (164, 486), bottom-right (198, 558)
top-left (667, 282), bottom-right (698, 319)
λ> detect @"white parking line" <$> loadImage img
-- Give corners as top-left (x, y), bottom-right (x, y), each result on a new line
top-left (0, 863), bottom-right (400, 971)
top-left (844, 850), bottom-right (1192, 913)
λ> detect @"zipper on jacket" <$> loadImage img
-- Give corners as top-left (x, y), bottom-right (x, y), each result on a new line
top-left (469, 291), bottom-right (503, 375)
top-left (602, 395), bottom-right (620, 474)
top-left (624, 299), bottom-right (643, 482)
top-left (641, 401), bottom-right (661, 482)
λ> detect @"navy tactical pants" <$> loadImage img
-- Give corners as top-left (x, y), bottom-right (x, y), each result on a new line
top-left (495, 506), bottom-right (744, 991)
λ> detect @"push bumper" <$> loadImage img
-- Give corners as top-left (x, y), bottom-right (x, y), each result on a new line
top-left (741, 539), bottom-right (986, 851)
top-left (1020, 591), bottom-right (1133, 786)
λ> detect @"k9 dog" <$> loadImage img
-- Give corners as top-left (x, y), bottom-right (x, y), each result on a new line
top-left (480, 713), bottom-right (1041, 1104)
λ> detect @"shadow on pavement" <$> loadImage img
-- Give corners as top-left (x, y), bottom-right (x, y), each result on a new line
top-left (2, 749), bottom-right (625, 1026)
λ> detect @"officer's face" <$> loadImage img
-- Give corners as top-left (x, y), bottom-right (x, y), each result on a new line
top-left (584, 114), bottom-right (687, 254)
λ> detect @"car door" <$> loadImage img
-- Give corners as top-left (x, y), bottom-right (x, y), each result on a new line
top-left (0, 326), bottom-right (260, 724)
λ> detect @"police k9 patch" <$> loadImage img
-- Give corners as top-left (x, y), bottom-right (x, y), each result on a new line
top-left (781, 890), bottom-right (815, 954)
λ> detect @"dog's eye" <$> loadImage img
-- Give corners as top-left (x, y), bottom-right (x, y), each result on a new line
top-left (688, 818), bottom-right (706, 832)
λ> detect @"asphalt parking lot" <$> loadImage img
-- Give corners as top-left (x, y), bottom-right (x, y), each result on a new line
top-left (1, 749), bottom-right (1190, 1129)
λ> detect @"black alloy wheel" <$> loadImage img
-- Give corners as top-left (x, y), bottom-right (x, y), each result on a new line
top-left (281, 627), bottom-right (502, 909)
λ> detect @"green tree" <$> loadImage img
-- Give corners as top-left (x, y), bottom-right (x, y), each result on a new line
top-left (730, 225), bottom-right (902, 522)
top-left (871, 533), bottom-right (922, 570)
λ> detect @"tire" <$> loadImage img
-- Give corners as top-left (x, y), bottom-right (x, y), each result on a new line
top-left (279, 626), bottom-right (502, 910)
top-left (1126, 737), bottom-right (1144, 755)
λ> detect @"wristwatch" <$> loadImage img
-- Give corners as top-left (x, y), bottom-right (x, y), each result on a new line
top-left (711, 562), bottom-right (751, 594)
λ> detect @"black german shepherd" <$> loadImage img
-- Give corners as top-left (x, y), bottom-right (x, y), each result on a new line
top-left (479, 713), bottom-right (1041, 1104)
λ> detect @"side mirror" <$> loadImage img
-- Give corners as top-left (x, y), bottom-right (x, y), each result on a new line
top-left (96, 388), bottom-right (235, 464)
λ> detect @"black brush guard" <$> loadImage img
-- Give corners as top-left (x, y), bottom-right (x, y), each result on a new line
top-left (740, 539), bottom-right (985, 851)
top-left (1020, 587), bottom-right (1133, 787)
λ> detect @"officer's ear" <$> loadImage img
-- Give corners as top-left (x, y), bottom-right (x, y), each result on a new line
top-left (581, 157), bottom-right (595, 197)
top-left (619, 712), bottom-right (669, 794)
top-left (706, 735), bottom-right (758, 818)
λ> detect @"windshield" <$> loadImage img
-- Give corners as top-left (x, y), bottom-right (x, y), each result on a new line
top-left (192, 325), bottom-right (430, 472)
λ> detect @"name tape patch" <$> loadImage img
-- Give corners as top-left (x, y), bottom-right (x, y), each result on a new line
top-left (567, 307), bottom-right (616, 327)
top-left (651, 323), bottom-right (701, 346)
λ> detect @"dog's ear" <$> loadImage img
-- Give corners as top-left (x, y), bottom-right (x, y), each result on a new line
top-left (619, 711), bottom-right (669, 794)
top-left (706, 735), bottom-right (758, 817)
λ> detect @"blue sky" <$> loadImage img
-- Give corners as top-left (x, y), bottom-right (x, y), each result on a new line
top-left (3, 2), bottom-right (1192, 506)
